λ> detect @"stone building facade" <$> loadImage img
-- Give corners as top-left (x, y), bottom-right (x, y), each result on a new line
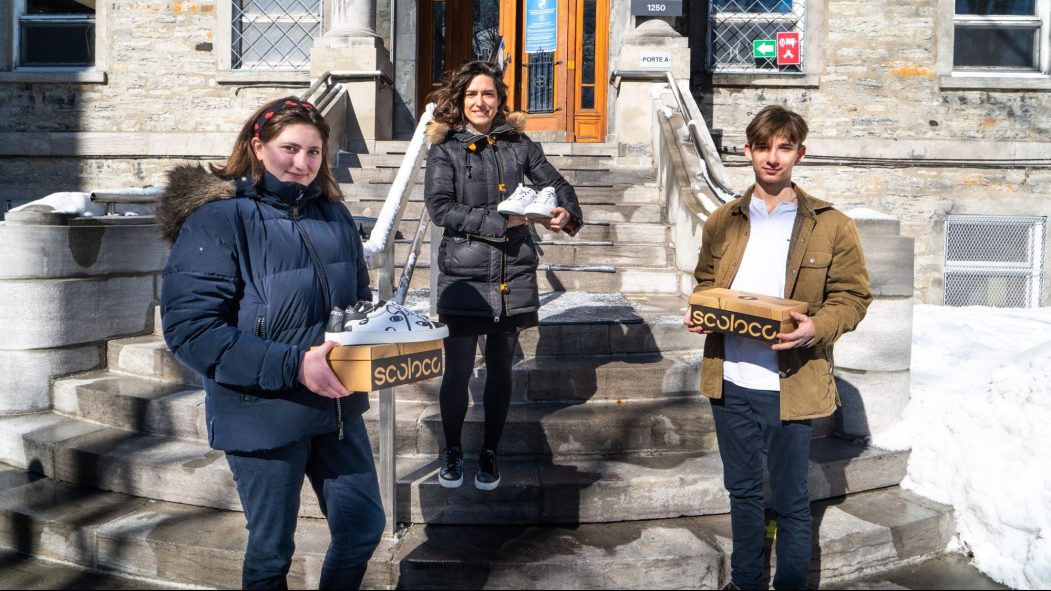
top-left (1, 0), bottom-right (1048, 305)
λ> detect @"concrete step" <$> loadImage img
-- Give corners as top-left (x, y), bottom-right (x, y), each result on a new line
top-left (349, 198), bottom-right (662, 224)
top-left (107, 335), bottom-right (201, 385)
top-left (342, 167), bottom-right (655, 187)
top-left (392, 239), bottom-right (671, 268)
top-left (350, 152), bottom-right (616, 169)
top-left (341, 183), bottom-right (660, 204)
top-left (0, 413), bottom-right (907, 525)
top-left (369, 141), bottom-right (621, 157)
top-left (385, 263), bottom-right (679, 294)
top-left (0, 464), bottom-right (951, 589)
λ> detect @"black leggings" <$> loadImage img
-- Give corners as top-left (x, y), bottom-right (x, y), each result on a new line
top-left (439, 332), bottom-right (519, 453)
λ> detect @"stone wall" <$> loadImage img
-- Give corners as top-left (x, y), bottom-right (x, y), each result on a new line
top-left (707, 0), bottom-right (1051, 305)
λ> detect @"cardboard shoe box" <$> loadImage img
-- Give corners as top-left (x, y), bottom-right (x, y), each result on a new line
top-left (688, 288), bottom-right (808, 343)
top-left (325, 340), bottom-right (444, 391)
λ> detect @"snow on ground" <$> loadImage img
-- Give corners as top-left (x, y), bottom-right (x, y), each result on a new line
top-left (873, 304), bottom-right (1051, 590)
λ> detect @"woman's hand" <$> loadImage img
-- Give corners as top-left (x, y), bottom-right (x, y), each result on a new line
top-left (506, 215), bottom-right (528, 228)
top-left (298, 341), bottom-right (353, 398)
top-left (538, 207), bottom-right (571, 232)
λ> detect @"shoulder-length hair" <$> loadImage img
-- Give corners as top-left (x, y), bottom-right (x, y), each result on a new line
top-left (210, 96), bottom-right (343, 202)
top-left (427, 61), bottom-right (509, 128)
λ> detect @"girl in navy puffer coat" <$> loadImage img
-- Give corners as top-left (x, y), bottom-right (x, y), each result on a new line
top-left (158, 97), bottom-right (383, 590)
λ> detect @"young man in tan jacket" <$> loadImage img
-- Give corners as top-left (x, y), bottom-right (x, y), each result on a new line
top-left (685, 106), bottom-right (872, 590)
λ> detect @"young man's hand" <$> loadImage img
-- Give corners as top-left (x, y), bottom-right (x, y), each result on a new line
top-left (772, 311), bottom-right (816, 350)
top-left (299, 341), bottom-right (353, 398)
top-left (683, 308), bottom-right (711, 334)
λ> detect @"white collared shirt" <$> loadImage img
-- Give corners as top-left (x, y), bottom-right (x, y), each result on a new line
top-left (723, 196), bottom-right (798, 392)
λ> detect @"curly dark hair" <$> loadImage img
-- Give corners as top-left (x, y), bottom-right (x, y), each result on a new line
top-left (427, 61), bottom-right (509, 128)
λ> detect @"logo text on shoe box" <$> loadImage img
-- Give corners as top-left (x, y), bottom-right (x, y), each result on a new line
top-left (687, 288), bottom-right (808, 344)
top-left (689, 306), bottom-right (784, 343)
top-left (372, 350), bottom-right (444, 388)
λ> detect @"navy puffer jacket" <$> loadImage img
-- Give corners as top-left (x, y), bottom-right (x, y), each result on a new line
top-left (158, 165), bottom-right (371, 452)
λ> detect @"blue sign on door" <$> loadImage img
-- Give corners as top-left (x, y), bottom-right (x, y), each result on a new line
top-left (525, 0), bottom-right (558, 53)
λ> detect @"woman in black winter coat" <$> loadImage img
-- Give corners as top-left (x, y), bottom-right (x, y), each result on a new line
top-left (158, 97), bottom-right (383, 589)
top-left (423, 61), bottom-right (584, 491)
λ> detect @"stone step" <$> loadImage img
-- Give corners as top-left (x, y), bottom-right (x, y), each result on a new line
top-left (392, 239), bottom-right (671, 267)
top-left (107, 335), bottom-right (201, 385)
top-left (341, 183), bottom-right (660, 204)
top-left (342, 166), bottom-right (655, 187)
top-left (385, 263), bottom-right (679, 294)
top-left (350, 152), bottom-right (616, 169)
top-left (369, 141), bottom-right (620, 158)
top-left (0, 464), bottom-right (950, 589)
top-left (349, 198), bottom-right (663, 224)
top-left (0, 413), bottom-right (907, 525)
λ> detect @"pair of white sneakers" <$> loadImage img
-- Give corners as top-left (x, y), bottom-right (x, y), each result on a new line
top-left (325, 300), bottom-right (449, 345)
top-left (497, 184), bottom-right (559, 220)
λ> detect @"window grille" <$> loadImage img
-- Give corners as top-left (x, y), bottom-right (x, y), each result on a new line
top-left (526, 51), bottom-right (556, 113)
top-left (707, 0), bottom-right (806, 74)
top-left (232, 0), bottom-right (323, 71)
top-left (944, 215), bottom-right (1046, 308)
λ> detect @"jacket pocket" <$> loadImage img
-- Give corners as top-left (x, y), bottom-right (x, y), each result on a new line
top-left (442, 235), bottom-right (489, 279)
top-left (797, 250), bottom-right (833, 299)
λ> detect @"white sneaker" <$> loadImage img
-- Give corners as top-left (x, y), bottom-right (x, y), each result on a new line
top-left (524, 187), bottom-right (558, 220)
top-left (497, 183), bottom-right (537, 216)
top-left (325, 300), bottom-right (449, 345)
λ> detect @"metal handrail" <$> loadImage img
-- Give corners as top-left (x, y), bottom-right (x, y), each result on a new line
top-left (611, 69), bottom-right (740, 204)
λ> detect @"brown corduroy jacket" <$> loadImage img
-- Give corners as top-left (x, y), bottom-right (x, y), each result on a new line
top-left (692, 184), bottom-right (873, 420)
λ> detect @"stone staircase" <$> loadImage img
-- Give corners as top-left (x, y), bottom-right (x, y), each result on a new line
top-left (0, 141), bottom-right (954, 589)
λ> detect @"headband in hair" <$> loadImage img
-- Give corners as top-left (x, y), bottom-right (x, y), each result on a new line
top-left (253, 98), bottom-right (317, 138)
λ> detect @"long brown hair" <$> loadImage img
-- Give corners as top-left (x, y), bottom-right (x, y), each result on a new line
top-left (427, 61), bottom-right (509, 128)
top-left (210, 96), bottom-right (343, 202)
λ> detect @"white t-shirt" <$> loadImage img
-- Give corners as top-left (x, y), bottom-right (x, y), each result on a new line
top-left (723, 197), bottom-right (798, 392)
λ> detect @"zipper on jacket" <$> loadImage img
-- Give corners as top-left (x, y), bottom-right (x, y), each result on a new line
top-left (336, 397), bottom-right (344, 440)
top-left (490, 135), bottom-right (510, 320)
top-left (255, 315), bottom-right (265, 338)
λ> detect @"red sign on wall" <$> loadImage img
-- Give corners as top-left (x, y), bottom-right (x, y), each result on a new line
top-left (776, 32), bottom-right (801, 66)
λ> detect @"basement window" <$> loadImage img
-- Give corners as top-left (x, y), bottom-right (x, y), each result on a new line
top-left (944, 214), bottom-right (1046, 308)
top-left (17, 0), bottom-right (94, 67)
top-left (231, 0), bottom-right (323, 71)
top-left (954, 0), bottom-right (1049, 72)
top-left (707, 0), bottom-right (807, 74)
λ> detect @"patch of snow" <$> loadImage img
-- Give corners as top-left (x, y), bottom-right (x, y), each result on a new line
top-left (874, 304), bottom-right (1051, 590)
top-left (845, 207), bottom-right (897, 221)
top-left (9, 192), bottom-right (104, 216)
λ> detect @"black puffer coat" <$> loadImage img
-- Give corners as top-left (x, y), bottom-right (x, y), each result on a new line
top-left (424, 112), bottom-right (583, 319)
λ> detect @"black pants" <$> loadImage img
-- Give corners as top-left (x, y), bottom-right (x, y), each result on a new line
top-left (439, 332), bottom-right (519, 452)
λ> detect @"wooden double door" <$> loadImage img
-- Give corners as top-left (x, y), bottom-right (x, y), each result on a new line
top-left (418, 0), bottom-right (609, 142)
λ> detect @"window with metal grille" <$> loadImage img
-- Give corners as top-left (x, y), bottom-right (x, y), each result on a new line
top-left (526, 51), bottom-right (556, 113)
top-left (953, 0), bottom-right (1050, 73)
top-left (707, 0), bottom-right (806, 74)
top-left (944, 215), bottom-right (1046, 308)
top-left (16, 0), bottom-right (95, 67)
top-left (232, 0), bottom-right (322, 71)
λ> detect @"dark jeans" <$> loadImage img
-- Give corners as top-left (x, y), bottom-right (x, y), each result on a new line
top-left (711, 380), bottom-right (813, 590)
top-left (225, 414), bottom-right (385, 590)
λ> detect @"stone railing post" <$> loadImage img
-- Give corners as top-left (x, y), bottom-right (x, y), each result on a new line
top-left (834, 211), bottom-right (915, 440)
top-left (0, 211), bottom-right (167, 414)
top-left (312, 0), bottom-right (394, 152)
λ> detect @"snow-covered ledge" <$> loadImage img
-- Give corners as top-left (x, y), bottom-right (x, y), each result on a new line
top-left (0, 192), bottom-right (167, 414)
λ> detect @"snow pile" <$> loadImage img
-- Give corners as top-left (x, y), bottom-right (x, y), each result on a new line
top-left (874, 304), bottom-right (1051, 590)
top-left (9, 190), bottom-right (157, 217)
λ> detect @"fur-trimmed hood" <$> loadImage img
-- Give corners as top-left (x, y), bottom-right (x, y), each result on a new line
top-left (425, 111), bottom-right (528, 145)
top-left (156, 164), bottom-right (238, 244)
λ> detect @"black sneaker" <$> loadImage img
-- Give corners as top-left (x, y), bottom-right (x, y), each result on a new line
top-left (475, 448), bottom-right (501, 491)
top-left (438, 447), bottom-right (463, 488)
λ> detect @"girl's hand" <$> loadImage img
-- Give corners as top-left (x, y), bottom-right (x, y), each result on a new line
top-left (299, 341), bottom-right (353, 398)
top-left (538, 207), bottom-right (571, 232)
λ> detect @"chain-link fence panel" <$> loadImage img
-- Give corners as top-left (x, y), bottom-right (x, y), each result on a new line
top-left (707, 0), bottom-right (805, 74)
top-left (944, 215), bottom-right (1046, 308)
top-left (233, 0), bottom-right (323, 71)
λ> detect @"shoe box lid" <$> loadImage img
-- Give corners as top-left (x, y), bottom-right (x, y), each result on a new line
top-left (688, 288), bottom-right (808, 344)
top-left (323, 340), bottom-right (444, 391)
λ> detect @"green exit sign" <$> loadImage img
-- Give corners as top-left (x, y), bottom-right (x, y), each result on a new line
top-left (753, 39), bottom-right (775, 58)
